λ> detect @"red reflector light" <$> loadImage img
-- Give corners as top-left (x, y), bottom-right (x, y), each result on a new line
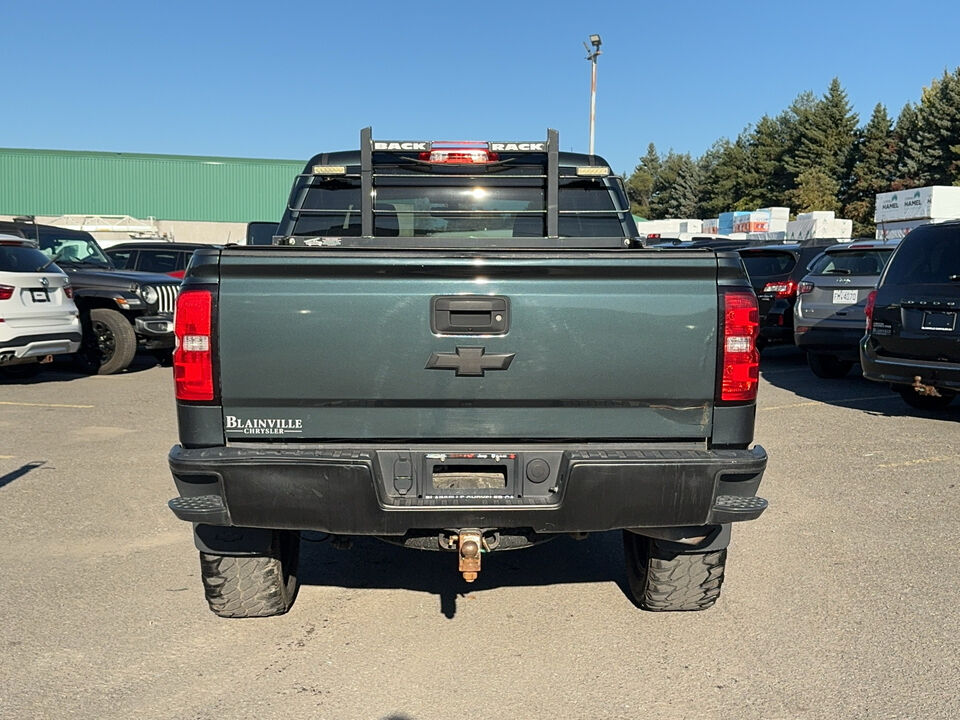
top-left (762, 280), bottom-right (797, 298)
top-left (63, 284), bottom-right (74, 299)
top-left (719, 290), bottom-right (759, 403)
top-left (865, 289), bottom-right (877, 331)
top-left (174, 289), bottom-right (214, 402)
top-left (0, 284), bottom-right (13, 300)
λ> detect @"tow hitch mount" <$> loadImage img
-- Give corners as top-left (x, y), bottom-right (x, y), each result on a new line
top-left (439, 529), bottom-right (485, 582)
top-left (912, 375), bottom-right (942, 397)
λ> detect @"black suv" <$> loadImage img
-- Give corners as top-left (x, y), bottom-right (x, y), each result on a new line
top-left (1, 221), bottom-right (181, 374)
top-left (861, 222), bottom-right (960, 410)
top-left (738, 242), bottom-right (835, 350)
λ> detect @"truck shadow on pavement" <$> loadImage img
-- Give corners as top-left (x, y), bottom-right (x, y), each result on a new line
top-left (297, 530), bottom-right (628, 619)
top-left (759, 345), bottom-right (960, 421)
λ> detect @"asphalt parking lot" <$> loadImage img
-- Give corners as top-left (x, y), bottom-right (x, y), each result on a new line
top-left (1, 348), bottom-right (958, 720)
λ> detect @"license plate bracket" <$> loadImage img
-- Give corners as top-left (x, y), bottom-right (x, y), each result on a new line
top-left (921, 311), bottom-right (957, 332)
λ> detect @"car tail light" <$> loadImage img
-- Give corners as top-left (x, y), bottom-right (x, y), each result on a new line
top-left (718, 289), bottom-right (760, 403)
top-left (63, 284), bottom-right (74, 299)
top-left (762, 280), bottom-right (797, 298)
top-left (0, 284), bottom-right (13, 300)
top-left (174, 289), bottom-right (215, 402)
top-left (865, 289), bottom-right (877, 331)
top-left (798, 281), bottom-right (814, 295)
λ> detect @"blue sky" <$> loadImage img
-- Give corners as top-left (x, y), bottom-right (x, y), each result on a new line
top-left (3, 0), bottom-right (959, 175)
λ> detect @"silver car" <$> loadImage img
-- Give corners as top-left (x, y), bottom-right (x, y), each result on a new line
top-left (794, 241), bottom-right (899, 378)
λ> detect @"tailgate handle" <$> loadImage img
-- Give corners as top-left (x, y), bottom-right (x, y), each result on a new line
top-left (432, 295), bottom-right (509, 335)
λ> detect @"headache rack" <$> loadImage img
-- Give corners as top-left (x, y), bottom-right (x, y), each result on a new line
top-left (276, 127), bottom-right (637, 250)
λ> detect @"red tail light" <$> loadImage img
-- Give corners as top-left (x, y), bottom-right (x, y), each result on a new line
top-left (0, 284), bottom-right (13, 300)
top-left (418, 141), bottom-right (498, 164)
top-left (762, 280), bottom-right (797, 298)
top-left (797, 281), bottom-right (814, 295)
top-left (865, 289), bottom-right (877, 332)
top-left (63, 284), bottom-right (74, 299)
top-left (174, 289), bottom-right (214, 402)
top-left (719, 289), bottom-right (760, 403)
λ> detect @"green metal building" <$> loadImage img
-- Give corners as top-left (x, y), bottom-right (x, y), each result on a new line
top-left (0, 148), bottom-right (305, 223)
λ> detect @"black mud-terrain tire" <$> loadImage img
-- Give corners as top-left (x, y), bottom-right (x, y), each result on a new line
top-left (623, 532), bottom-right (726, 611)
top-left (76, 308), bottom-right (137, 375)
top-left (807, 352), bottom-right (853, 379)
top-left (897, 387), bottom-right (956, 411)
top-left (199, 531), bottom-right (300, 618)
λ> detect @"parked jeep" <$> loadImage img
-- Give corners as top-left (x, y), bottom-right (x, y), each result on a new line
top-left (1, 221), bottom-right (181, 374)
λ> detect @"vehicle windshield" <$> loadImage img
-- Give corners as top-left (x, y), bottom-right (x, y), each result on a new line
top-left (809, 249), bottom-right (893, 276)
top-left (883, 225), bottom-right (960, 284)
top-left (36, 230), bottom-right (112, 267)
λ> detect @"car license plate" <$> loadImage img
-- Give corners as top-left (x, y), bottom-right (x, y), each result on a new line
top-left (833, 289), bottom-right (858, 304)
top-left (30, 289), bottom-right (49, 302)
top-left (921, 311), bottom-right (957, 331)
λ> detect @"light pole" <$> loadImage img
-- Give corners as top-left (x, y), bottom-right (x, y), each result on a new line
top-left (584, 34), bottom-right (602, 155)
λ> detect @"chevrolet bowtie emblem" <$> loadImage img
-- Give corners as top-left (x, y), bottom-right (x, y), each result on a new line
top-left (425, 347), bottom-right (516, 377)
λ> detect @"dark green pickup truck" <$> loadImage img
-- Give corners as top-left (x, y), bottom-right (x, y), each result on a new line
top-left (167, 129), bottom-right (767, 617)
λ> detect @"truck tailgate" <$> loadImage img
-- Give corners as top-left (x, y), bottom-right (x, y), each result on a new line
top-left (217, 250), bottom-right (720, 441)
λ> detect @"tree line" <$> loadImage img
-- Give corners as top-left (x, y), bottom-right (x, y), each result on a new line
top-left (625, 68), bottom-right (960, 236)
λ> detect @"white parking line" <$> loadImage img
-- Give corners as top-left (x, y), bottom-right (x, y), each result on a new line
top-left (877, 454), bottom-right (960, 469)
top-left (0, 400), bottom-right (94, 409)
top-left (761, 394), bottom-right (893, 411)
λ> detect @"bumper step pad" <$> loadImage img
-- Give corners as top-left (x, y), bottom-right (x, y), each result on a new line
top-left (710, 494), bottom-right (768, 523)
top-left (168, 494), bottom-right (230, 525)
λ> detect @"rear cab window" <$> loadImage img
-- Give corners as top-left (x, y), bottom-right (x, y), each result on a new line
top-left (284, 143), bottom-right (631, 241)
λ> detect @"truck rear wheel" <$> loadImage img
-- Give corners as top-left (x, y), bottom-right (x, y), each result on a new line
top-left (76, 308), bottom-right (137, 375)
top-left (622, 532), bottom-right (725, 611)
top-left (199, 530), bottom-right (300, 618)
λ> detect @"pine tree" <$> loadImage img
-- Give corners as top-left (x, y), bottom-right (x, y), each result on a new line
top-left (892, 103), bottom-right (922, 189)
top-left (913, 69), bottom-right (960, 185)
top-left (843, 103), bottom-right (897, 236)
top-left (740, 115), bottom-right (790, 209)
top-left (625, 143), bottom-right (661, 217)
top-left (649, 152), bottom-right (700, 219)
top-left (792, 168), bottom-right (840, 213)
top-left (784, 79), bottom-right (858, 210)
top-left (697, 136), bottom-right (749, 218)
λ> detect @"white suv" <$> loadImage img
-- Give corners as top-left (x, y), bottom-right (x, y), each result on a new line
top-left (0, 234), bottom-right (81, 375)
